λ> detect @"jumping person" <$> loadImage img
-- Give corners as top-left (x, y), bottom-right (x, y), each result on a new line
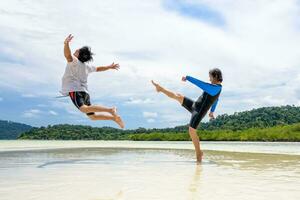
top-left (61, 34), bottom-right (124, 128)
top-left (151, 69), bottom-right (223, 162)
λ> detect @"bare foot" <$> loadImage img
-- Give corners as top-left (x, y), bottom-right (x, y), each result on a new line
top-left (196, 151), bottom-right (203, 163)
top-left (151, 80), bottom-right (162, 92)
top-left (111, 107), bottom-right (117, 116)
top-left (114, 115), bottom-right (125, 129)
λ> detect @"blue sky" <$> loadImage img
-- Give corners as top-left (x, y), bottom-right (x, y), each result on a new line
top-left (0, 0), bottom-right (300, 129)
top-left (163, 0), bottom-right (225, 26)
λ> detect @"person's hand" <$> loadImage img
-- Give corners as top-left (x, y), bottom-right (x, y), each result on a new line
top-left (209, 112), bottom-right (215, 120)
top-left (182, 76), bottom-right (187, 82)
top-left (109, 62), bottom-right (120, 70)
top-left (64, 34), bottom-right (74, 44)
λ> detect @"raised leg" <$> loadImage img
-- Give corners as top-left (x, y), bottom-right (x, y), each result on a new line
top-left (79, 105), bottom-right (117, 116)
top-left (151, 80), bottom-right (184, 104)
top-left (88, 113), bottom-right (125, 129)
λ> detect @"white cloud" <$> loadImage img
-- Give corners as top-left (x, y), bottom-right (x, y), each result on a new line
top-left (147, 119), bottom-right (156, 123)
top-left (143, 111), bottom-right (158, 124)
top-left (49, 110), bottom-right (58, 116)
top-left (50, 99), bottom-right (82, 116)
top-left (37, 104), bottom-right (47, 107)
top-left (22, 108), bottom-right (58, 118)
top-left (22, 109), bottom-right (41, 118)
top-left (21, 94), bottom-right (37, 98)
top-left (1, 0), bottom-right (300, 127)
top-left (124, 98), bottom-right (155, 105)
top-left (143, 111), bottom-right (158, 118)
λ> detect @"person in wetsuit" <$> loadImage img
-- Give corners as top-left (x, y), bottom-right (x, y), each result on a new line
top-left (151, 68), bottom-right (223, 162)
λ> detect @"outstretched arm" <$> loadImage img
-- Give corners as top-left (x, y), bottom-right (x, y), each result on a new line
top-left (209, 99), bottom-right (219, 120)
top-left (64, 34), bottom-right (74, 62)
top-left (210, 98), bottom-right (219, 113)
top-left (184, 75), bottom-right (221, 96)
top-left (96, 62), bottom-right (120, 72)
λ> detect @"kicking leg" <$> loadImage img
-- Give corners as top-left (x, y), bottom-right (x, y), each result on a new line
top-left (151, 80), bottom-right (184, 104)
top-left (88, 113), bottom-right (125, 129)
top-left (79, 105), bottom-right (117, 116)
top-left (189, 126), bottom-right (203, 163)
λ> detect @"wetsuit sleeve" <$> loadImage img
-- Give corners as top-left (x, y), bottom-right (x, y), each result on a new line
top-left (186, 76), bottom-right (221, 96)
top-left (210, 98), bottom-right (219, 112)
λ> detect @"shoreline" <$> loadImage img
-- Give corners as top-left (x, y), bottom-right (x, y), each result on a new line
top-left (1, 140), bottom-right (300, 155)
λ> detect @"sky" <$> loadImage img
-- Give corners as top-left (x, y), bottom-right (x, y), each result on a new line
top-left (0, 0), bottom-right (300, 129)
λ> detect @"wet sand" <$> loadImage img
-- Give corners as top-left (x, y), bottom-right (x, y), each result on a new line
top-left (0, 141), bottom-right (299, 200)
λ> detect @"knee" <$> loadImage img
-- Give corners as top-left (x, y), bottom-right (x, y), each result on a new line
top-left (79, 105), bottom-right (89, 113)
top-left (88, 114), bottom-right (97, 120)
top-left (189, 126), bottom-right (197, 133)
top-left (175, 93), bottom-right (184, 102)
top-left (176, 93), bottom-right (183, 98)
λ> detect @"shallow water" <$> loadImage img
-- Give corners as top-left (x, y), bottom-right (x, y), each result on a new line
top-left (1, 140), bottom-right (300, 155)
top-left (0, 141), bottom-right (299, 200)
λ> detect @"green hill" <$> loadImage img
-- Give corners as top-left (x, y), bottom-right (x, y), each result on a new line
top-left (18, 105), bottom-right (300, 141)
top-left (131, 105), bottom-right (300, 133)
top-left (128, 123), bottom-right (300, 141)
top-left (199, 105), bottom-right (300, 131)
top-left (0, 120), bottom-right (33, 139)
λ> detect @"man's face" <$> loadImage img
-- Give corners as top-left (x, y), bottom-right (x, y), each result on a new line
top-left (73, 49), bottom-right (80, 58)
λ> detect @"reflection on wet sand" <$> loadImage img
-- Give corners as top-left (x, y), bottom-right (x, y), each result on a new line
top-left (204, 150), bottom-right (300, 171)
top-left (188, 164), bottom-right (202, 200)
top-left (0, 147), bottom-right (299, 200)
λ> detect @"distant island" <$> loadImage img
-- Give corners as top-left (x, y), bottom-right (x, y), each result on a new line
top-left (0, 120), bottom-right (33, 140)
top-left (14, 105), bottom-right (300, 142)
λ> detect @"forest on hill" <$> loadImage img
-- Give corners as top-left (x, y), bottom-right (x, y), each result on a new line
top-left (0, 120), bottom-right (33, 139)
top-left (18, 105), bottom-right (300, 141)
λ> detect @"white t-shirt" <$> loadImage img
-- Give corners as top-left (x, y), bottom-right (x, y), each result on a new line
top-left (60, 56), bottom-right (96, 95)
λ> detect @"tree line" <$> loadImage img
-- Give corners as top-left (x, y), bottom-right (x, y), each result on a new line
top-left (18, 105), bottom-right (300, 141)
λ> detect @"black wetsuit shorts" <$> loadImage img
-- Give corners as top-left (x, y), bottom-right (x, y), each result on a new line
top-left (182, 93), bottom-right (219, 129)
top-left (69, 91), bottom-right (95, 116)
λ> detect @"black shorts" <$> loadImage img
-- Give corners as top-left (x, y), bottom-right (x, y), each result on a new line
top-left (69, 91), bottom-right (94, 116)
top-left (181, 97), bottom-right (207, 129)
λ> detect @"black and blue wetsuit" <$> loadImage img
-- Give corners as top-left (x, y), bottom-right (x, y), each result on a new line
top-left (181, 76), bottom-right (222, 129)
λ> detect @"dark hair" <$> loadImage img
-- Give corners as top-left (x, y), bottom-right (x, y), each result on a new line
top-left (209, 68), bottom-right (223, 82)
top-left (78, 46), bottom-right (94, 63)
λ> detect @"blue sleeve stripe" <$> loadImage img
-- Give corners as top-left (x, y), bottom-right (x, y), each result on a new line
top-left (210, 99), bottom-right (219, 112)
top-left (186, 76), bottom-right (221, 96)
